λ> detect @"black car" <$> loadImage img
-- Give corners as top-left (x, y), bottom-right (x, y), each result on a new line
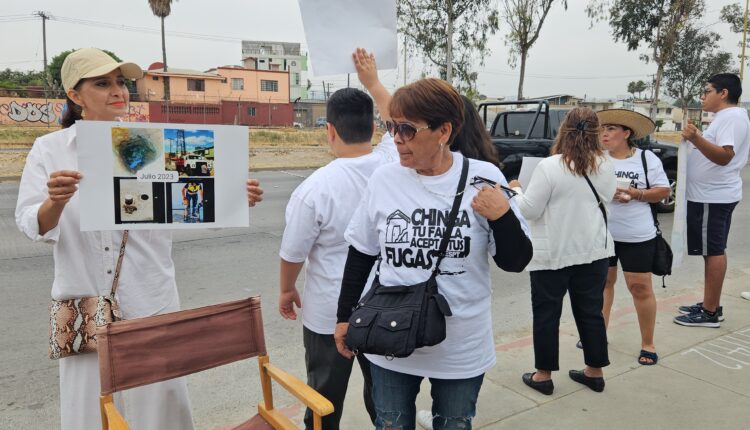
top-left (478, 100), bottom-right (677, 212)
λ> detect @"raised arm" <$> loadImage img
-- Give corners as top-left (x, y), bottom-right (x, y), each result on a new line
top-left (353, 48), bottom-right (392, 121)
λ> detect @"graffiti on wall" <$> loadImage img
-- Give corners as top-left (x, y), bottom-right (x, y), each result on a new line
top-left (0, 98), bottom-right (149, 126)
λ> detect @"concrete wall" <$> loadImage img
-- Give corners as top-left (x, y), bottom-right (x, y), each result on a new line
top-left (0, 97), bottom-right (149, 126)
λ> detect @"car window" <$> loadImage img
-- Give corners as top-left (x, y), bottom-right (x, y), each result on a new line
top-left (492, 112), bottom-right (547, 139)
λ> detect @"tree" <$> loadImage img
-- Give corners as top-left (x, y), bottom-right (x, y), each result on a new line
top-left (148, 0), bottom-right (177, 100)
top-left (654, 119), bottom-right (664, 131)
top-left (586, 0), bottom-right (704, 120)
top-left (663, 24), bottom-right (734, 128)
top-left (398, 0), bottom-right (499, 92)
top-left (720, 3), bottom-right (750, 69)
top-left (626, 79), bottom-right (647, 100)
top-left (47, 49), bottom-right (135, 98)
top-left (0, 69), bottom-right (45, 96)
top-left (501, 0), bottom-right (567, 100)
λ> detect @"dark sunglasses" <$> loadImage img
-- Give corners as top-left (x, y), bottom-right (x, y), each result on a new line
top-left (470, 176), bottom-right (518, 198)
top-left (386, 120), bottom-right (431, 141)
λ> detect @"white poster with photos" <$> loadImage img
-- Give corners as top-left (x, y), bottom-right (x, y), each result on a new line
top-left (77, 121), bottom-right (249, 231)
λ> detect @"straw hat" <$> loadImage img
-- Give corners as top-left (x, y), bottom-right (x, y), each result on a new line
top-left (596, 109), bottom-right (656, 140)
top-left (61, 48), bottom-right (143, 92)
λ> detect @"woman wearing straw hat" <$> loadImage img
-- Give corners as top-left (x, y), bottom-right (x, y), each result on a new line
top-left (15, 48), bottom-right (263, 429)
top-left (596, 109), bottom-right (670, 366)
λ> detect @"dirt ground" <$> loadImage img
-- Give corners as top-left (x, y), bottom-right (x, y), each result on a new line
top-left (0, 126), bottom-right (682, 179)
top-left (0, 126), bottom-right (352, 179)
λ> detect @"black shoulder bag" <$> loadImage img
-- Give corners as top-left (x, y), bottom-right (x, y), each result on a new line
top-left (641, 150), bottom-right (673, 286)
top-left (345, 157), bottom-right (469, 359)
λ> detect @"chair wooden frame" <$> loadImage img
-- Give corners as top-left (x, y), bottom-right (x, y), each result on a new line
top-left (97, 297), bottom-right (333, 430)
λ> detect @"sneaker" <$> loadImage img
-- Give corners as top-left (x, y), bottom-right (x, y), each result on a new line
top-left (673, 308), bottom-right (721, 328)
top-left (678, 302), bottom-right (724, 322)
top-left (416, 410), bottom-right (433, 430)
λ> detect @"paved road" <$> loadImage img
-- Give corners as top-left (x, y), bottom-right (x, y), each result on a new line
top-left (1, 168), bottom-right (748, 429)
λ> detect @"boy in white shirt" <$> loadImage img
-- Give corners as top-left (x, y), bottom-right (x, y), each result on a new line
top-left (278, 85), bottom-right (395, 429)
top-left (675, 73), bottom-right (750, 327)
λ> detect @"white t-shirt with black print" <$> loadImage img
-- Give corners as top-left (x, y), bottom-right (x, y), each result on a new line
top-left (345, 152), bottom-right (529, 379)
top-left (608, 149), bottom-right (669, 243)
top-left (687, 106), bottom-right (750, 203)
top-left (279, 133), bottom-right (397, 335)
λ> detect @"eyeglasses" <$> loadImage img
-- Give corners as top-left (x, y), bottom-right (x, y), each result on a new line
top-left (702, 88), bottom-right (716, 96)
top-left (386, 120), bottom-right (431, 141)
top-left (470, 176), bottom-right (518, 198)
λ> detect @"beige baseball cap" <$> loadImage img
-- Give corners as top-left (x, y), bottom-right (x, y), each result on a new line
top-left (61, 48), bottom-right (143, 92)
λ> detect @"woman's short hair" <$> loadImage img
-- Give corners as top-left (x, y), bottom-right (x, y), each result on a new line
top-left (550, 107), bottom-right (603, 176)
top-left (389, 78), bottom-right (464, 145)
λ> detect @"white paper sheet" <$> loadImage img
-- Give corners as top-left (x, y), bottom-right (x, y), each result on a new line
top-left (670, 140), bottom-right (689, 269)
top-left (298, 0), bottom-right (398, 77)
top-left (77, 121), bottom-right (249, 231)
top-left (518, 157), bottom-right (544, 189)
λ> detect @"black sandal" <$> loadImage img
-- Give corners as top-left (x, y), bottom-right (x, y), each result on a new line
top-left (638, 349), bottom-right (658, 366)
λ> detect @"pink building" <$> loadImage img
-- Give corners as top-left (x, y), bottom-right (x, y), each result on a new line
top-left (136, 64), bottom-right (290, 104)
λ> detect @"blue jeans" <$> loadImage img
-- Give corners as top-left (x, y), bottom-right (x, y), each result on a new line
top-left (370, 362), bottom-right (484, 430)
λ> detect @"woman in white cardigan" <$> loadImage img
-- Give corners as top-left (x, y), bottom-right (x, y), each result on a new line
top-left (509, 107), bottom-right (617, 395)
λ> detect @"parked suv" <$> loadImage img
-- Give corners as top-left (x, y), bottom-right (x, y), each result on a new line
top-left (315, 116), bottom-right (327, 127)
top-left (478, 100), bottom-right (677, 212)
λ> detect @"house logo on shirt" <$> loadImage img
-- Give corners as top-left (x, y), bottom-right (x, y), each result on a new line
top-left (386, 210), bottom-right (410, 244)
top-left (384, 208), bottom-right (471, 269)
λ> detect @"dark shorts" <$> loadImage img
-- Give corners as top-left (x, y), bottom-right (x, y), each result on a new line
top-left (609, 238), bottom-right (657, 273)
top-left (687, 201), bottom-right (738, 256)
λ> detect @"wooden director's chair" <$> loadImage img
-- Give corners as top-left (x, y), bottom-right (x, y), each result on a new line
top-left (96, 296), bottom-right (333, 430)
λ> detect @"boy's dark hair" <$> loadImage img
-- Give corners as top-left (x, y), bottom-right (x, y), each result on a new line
top-left (708, 73), bottom-right (742, 104)
top-left (327, 88), bottom-right (374, 144)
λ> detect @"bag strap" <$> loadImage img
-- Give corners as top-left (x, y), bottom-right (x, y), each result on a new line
top-left (110, 230), bottom-right (129, 296)
top-left (432, 156), bottom-right (470, 276)
top-left (583, 174), bottom-right (607, 248)
top-left (640, 150), bottom-right (661, 235)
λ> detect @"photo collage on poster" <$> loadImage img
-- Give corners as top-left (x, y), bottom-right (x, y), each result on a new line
top-left (112, 127), bottom-right (216, 225)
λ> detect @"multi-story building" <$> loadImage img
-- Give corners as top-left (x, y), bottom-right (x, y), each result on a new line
top-left (241, 40), bottom-right (308, 101)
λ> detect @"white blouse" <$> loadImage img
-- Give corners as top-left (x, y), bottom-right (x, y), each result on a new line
top-left (15, 125), bottom-right (180, 319)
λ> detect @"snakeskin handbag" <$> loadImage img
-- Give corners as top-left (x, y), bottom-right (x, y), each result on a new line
top-left (48, 231), bottom-right (129, 359)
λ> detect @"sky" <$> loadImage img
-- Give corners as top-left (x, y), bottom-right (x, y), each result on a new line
top-left (0, 0), bottom-right (745, 100)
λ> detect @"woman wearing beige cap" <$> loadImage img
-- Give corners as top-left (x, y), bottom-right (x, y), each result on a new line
top-left (14, 48), bottom-right (264, 430)
top-left (596, 109), bottom-right (670, 366)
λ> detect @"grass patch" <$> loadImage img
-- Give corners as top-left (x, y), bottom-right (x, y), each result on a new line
top-left (0, 126), bottom-right (58, 145)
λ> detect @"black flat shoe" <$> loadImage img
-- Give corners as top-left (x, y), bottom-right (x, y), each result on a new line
top-left (568, 369), bottom-right (605, 392)
top-left (522, 372), bottom-right (554, 395)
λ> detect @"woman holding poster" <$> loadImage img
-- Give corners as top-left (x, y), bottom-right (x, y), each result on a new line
top-left (14, 48), bottom-right (262, 430)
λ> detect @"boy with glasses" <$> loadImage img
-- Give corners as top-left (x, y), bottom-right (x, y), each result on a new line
top-left (675, 73), bottom-right (750, 327)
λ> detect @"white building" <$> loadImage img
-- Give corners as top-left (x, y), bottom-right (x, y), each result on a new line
top-left (241, 40), bottom-right (308, 101)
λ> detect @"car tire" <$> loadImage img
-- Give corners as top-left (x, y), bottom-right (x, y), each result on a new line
top-left (656, 169), bottom-right (676, 213)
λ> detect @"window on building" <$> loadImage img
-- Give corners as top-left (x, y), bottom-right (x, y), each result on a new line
top-left (248, 107), bottom-right (256, 116)
top-left (152, 76), bottom-right (159, 81)
top-left (666, 108), bottom-right (672, 114)
top-left (187, 79), bottom-right (205, 92)
top-left (291, 61), bottom-right (297, 67)
top-left (261, 80), bottom-right (279, 92)
top-left (231, 78), bottom-right (244, 90)
top-left (293, 73), bottom-right (300, 86)
top-left (703, 112), bottom-right (708, 117)
top-left (656, 108), bottom-right (661, 114)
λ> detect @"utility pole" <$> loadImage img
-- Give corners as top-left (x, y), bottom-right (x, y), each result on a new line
top-left (403, 38), bottom-right (407, 86)
top-left (35, 11), bottom-right (50, 127)
top-left (347, 73), bottom-right (350, 88)
top-left (445, 0), bottom-right (453, 84)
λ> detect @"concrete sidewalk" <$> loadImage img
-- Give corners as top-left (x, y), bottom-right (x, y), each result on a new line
top-left (331, 268), bottom-right (750, 430)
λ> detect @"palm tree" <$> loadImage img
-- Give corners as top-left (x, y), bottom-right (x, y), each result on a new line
top-left (148, 0), bottom-right (175, 100)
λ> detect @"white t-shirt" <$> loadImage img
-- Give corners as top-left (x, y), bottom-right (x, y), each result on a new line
top-left (279, 133), bottom-right (396, 335)
top-left (608, 149), bottom-right (669, 243)
top-left (345, 152), bottom-right (528, 379)
top-left (687, 106), bottom-right (750, 203)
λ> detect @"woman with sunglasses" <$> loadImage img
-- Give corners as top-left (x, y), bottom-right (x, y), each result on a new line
top-left (597, 109), bottom-right (669, 365)
top-left (508, 107), bottom-right (616, 395)
top-left (334, 77), bottom-right (532, 430)
top-left (15, 48), bottom-right (262, 430)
